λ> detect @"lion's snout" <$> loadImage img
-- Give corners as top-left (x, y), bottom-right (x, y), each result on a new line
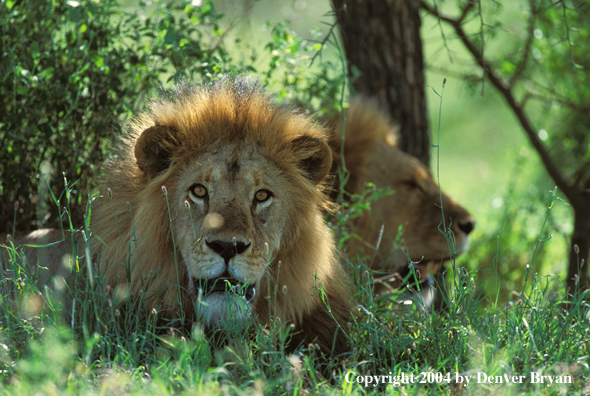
top-left (457, 217), bottom-right (476, 236)
top-left (205, 239), bottom-right (251, 264)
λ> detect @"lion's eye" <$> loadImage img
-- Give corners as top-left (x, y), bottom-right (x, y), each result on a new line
top-left (189, 184), bottom-right (208, 200)
top-left (405, 181), bottom-right (425, 193)
top-left (254, 190), bottom-right (272, 203)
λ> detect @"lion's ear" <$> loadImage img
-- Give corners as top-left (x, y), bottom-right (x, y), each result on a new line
top-left (291, 136), bottom-right (333, 184)
top-left (134, 126), bottom-right (179, 179)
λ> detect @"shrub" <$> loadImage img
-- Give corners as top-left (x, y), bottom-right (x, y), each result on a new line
top-left (0, 0), bottom-right (234, 233)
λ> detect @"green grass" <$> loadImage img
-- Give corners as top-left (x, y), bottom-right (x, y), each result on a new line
top-left (1, 182), bottom-right (589, 396)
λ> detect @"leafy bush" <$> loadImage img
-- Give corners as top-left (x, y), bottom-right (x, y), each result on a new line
top-left (261, 21), bottom-right (346, 116)
top-left (0, 0), bottom-right (235, 233)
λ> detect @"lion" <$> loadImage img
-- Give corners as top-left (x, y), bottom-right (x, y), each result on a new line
top-left (329, 98), bottom-right (475, 310)
top-left (1, 77), bottom-right (351, 355)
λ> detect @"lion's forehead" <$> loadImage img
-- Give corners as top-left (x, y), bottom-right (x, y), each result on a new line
top-left (187, 144), bottom-right (274, 180)
top-left (366, 142), bottom-right (471, 221)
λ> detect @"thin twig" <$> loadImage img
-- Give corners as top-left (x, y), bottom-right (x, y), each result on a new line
top-left (211, 1), bottom-right (257, 52)
top-left (482, 23), bottom-right (512, 33)
top-left (432, 0), bottom-right (454, 63)
top-left (308, 18), bottom-right (339, 68)
top-left (476, 0), bottom-right (485, 94)
top-left (426, 64), bottom-right (481, 81)
top-left (559, 0), bottom-right (581, 69)
top-left (510, 0), bottom-right (536, 84)
top-left (526, 88), bottom-right (590, 114)
top-left (458, 0), bottom-right (475, 23)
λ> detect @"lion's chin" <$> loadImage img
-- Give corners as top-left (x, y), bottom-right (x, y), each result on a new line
top-left (455, 237), bottom-right (470, 256)
top-left (196, 292), bottom-right (253, 328)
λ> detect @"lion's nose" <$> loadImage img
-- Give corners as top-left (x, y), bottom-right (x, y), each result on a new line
top-left (457, 218), bottom-right (476, 235)
top-left (206, 239), bottom-right (251, 264)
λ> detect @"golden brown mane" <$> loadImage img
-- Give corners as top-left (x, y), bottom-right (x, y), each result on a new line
top-left (329, 98), bottom-right (397, 195)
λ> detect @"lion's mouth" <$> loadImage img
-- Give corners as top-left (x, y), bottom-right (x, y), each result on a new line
top-left (195, 275), bottom-right (256, 302)
top-left (408, 259), bottom-right (445, 277)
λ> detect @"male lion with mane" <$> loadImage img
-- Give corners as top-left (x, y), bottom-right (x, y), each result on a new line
top-left (329, 99), bottom-right (475, 310)
top-left (1, 77), bottom-right (351, 355)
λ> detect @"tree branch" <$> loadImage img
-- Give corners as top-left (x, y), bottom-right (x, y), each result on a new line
top-left (559, 0), bottom-right (581, 69)
top-left (430, 0), bottom-right (455, 62)
top-left (421, 1), bottom-right (576, 201)
top-left (458, 1), bottom-right (475, 23)
top-left (308, 17), bottom-right (339, 68)
top-left (510, 0), bottom-right (536, 85)
top-left (476, 0), bottom-right (485, 94)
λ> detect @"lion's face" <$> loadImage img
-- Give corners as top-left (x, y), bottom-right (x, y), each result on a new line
top-left (127, 90), bottom-right (333, 327)
top-left (328, 97), bottom-right (475, 301)
top-left (352, 138), bottom-right (475, 275)
top-left (170, 143), bottom-right (291, 325)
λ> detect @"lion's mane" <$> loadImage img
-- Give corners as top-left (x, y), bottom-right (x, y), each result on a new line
top-left (91, 77), bottom-right (350, 354)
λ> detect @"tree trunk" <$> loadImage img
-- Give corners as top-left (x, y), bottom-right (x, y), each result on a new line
top-left (567, 203), bottom-right (590, 293)
top-left (332, 0), bottom-right (430, 167)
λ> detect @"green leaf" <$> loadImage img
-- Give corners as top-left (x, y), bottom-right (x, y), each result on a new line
top-left (500, 61), bottom-right (516, 75)
top-left (31, 42), bottom-right (40, 59)
top-left (38, 67), bottom-right (55, 80)
top-left (91, 55), bottom-right (104, 68)
top-left (164, 28), bottom-right (175, 44)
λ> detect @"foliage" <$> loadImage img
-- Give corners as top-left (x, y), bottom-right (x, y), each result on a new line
top-left (261, 21), bottom-right (346, 116)
top-left (500, 0), bottom-right (590, 185)
top-left (0, 0), bottom-right (235, 233)
top-left (464, 151), bottom-right (573, 301)
top-left (421, 0), bottom-right (590, 290)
